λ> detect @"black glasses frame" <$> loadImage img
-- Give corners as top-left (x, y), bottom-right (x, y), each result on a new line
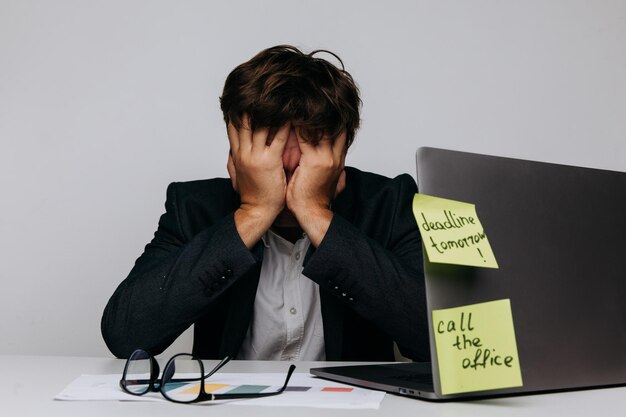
top-left (120, 349), bottom-right (296, 404)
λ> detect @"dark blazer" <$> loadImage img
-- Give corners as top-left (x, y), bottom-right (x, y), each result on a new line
top-left (101, 167), bottom-right (430, 361)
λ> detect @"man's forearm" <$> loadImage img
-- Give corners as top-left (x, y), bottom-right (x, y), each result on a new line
top-left (101, 213), bottom-right (258, 358)
top-left (234, 206), bottom-right (278, 249)
top-left (293, 207), bottom-right (334, 247)
top-left (302, 214), bottom-right (429, 361)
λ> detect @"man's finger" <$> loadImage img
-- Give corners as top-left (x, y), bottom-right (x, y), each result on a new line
top-left (241, 113), bottom-right (252, 130)
top-left (332, 130), bottom-right (348, 161)
top-left (226, 154), bottom-right (238, 192)
top-left (295, 127), bottom-right (319, 155)
top-left (227, 122), bottom-right (240, 154)
top-left (335, 169), bottom-right (346, 197)
top-left (237, 114), bottom-right (253, 151)
top-left (269, 122), bottom-right (291, 156)
top-left (251, 127), bottom-right (270, 152)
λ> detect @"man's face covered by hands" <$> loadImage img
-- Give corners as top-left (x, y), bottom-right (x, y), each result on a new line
top-left (226, 116), bottom-right (347, 230)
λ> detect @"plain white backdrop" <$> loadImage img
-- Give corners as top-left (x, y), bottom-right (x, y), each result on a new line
top-left (1, 0), bottom-right (625, 357)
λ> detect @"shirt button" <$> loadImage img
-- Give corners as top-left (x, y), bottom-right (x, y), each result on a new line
top-left (294, 252), bottom-right (301, 260)
top-left (290, 307), bottom-right (297, 315)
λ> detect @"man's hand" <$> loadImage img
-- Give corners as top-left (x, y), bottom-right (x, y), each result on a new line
top-left (286, 130), bottom-right (347, 247)
top-left (227, 116), bottom-right (290, 248)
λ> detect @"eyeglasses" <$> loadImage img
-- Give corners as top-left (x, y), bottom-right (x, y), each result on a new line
top-left (120, 349), bottom-right (296, 404)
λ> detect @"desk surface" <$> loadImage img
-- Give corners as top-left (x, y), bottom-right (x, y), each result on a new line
top-left (2, 354), bottom-right (625, 416)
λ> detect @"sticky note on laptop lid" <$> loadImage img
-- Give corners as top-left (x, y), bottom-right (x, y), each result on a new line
top-left (412, 193), bottom-right (498, 268)
top-left (432, 299), bottom-right (523, 395)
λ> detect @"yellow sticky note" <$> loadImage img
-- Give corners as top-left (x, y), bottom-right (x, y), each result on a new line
top-left (412, 193), bottom-right (498, 268)
top-left (432, 299), bottom-right (523, 395)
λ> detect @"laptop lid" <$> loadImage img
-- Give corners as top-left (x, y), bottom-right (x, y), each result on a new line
top-left (312, 147), bottom-right (626, 400)
top-left (419, 147), bottom-right (626, 399)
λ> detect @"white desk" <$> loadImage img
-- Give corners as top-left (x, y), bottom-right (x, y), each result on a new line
top-left (2, 354), bottom-right (626, 417)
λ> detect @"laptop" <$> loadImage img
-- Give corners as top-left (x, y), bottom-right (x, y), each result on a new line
top-left (311, 147), bottom-right (626, 400)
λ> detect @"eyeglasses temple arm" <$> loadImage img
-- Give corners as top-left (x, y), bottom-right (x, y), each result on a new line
top-left (204, 355), bottom-right (232, 379)
top-left (278, 364), bottom-right (296, 392)
top-left (209, 364), bottom-right (297, 401)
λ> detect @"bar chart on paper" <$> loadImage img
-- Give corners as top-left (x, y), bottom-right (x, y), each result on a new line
top-left (168, 382), bottom-right (356, 395)
top-left (55, 373), bottom-right (385, 409)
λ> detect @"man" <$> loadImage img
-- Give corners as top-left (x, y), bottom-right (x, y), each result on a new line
top-left (101, 45), bottom-right (429, 362)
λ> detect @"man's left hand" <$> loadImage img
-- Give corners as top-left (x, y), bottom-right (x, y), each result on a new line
top-left (286, 130), bottom-right (347, 247)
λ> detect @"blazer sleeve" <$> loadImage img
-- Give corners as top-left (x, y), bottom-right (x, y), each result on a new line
top-left (302, 173), bottom-right (429, 361)
top-left (101, 182), bottom-right (259, 358)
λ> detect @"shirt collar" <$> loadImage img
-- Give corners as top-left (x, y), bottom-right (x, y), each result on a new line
top-left (262, 229), bottom-right (309, 249)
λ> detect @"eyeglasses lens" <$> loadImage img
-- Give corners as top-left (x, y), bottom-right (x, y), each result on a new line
top-left (161, 355), bottom-right (204, 403)
top-left (124, 350), bottom-right (153, 394)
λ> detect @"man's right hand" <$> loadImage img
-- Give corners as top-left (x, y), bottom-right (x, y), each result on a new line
top-left (227, 115), bottom-right (290, 249)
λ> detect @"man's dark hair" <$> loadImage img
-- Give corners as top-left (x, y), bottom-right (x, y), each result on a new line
top-left (220, 45), bottom-right (361, 148)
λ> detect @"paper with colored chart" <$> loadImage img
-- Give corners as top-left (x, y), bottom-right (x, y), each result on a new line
top-left (412, 193), bottom-right (499, 268)
top-left (55, 372), bottom-right (385, 409)
top-left (432, 299), bottom-right (523, 395)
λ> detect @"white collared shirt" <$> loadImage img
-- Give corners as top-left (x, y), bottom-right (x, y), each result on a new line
top-left (237, 230), bottom-right (325, 361)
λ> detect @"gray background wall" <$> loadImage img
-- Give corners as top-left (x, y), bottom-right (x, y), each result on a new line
top-left (1, 0), bottom-right (625, 357)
